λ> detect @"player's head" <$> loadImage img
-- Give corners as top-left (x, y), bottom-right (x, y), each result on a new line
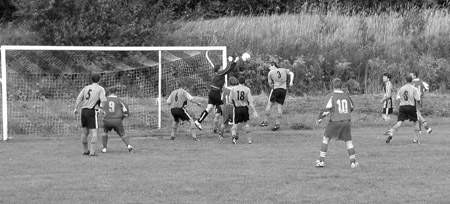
top-left (91, 73), bottom-right (101, 83)
top-left (382, 73), bottom-right (391, 82)
top-left (229, 76), bottom-right (239, 86)
top-left (410, 71), bottom-right (418, 79)
top-left (107, 87), bottom-right (118, 96)
top-left (270, 62), bottom-right (279, 69)
top-left (332, 78), bottom-right (343, 90)
top-left (238, 76), bottom-right (246, 85)
top-left (213, 64), bottom-right (221, 73)
top-left (405, 75), bottom-right (413, 83)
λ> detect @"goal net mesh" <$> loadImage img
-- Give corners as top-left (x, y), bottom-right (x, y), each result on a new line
top-left (1, 49), bottom-right (224, 138)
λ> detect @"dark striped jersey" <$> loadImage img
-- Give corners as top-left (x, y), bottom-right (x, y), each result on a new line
top-left (102, 95), bottom-right (129, 120)
top-left (412, 78), bottom-right (429, 98)
top-left (322, 90), bottom-right (354, 122)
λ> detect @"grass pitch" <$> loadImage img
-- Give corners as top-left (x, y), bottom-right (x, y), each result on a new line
top-left (1, 124), bottom-right (449, 203)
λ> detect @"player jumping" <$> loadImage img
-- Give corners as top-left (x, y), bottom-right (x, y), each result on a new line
top-left (167, 80), bottom-right (203, 141)
top-left (380, 72), bottom-right (394, 121)
top-left (260, 62), bottom-right (294, 131)
top-left (74, 73), bottom-right (107, 156)
top-left (100, 87), bottom-right (133, 153)
top-left (229, 76), bottom-right (258, 144)
top-left (384, 75), bottom-right (422, 144)
top-left (410, 71), bottom-right (432, 134)
top-left (194, 55), bottom-right (240, 130)
top-left (315, 78), bottom-right (358, 168)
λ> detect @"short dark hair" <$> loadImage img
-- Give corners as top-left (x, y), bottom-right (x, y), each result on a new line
top-left (270, 62), bottom-right (279, 68)
top-left (411, 71), bottom-right (419, 78)
top-left (332, 78), bottom-right (342, 89)
top-left (406, 75), bottom-right (413, 83)
top-left (229, 76), bottom-right (239, 86)
top-left (213, 65), bottom-right (221, 72)
top-left (238, 76), bottom-right (246, 84)
top-left (383, 72), bottom-right (391, 79)
top-left (107, 87), bottom-right (118, 95)
top-left (91, 73), bottom-right (101, 83)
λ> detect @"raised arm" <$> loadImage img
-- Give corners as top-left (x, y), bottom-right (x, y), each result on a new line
top-left (217, 57), bottom-right (239, 76)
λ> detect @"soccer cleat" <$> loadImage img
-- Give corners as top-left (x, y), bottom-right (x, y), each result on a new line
top-left (412, 139), bottom-right (420, 144)
top-left (82, 151), bottom-right (90, 156)
top-left (101, 148), bottom-right (107, 153)
top-left (232, 137), bottom-right (238, 144)
top-left (315, 160), bottom-right (325, 168)
top-left (170, 136), bottom-right (175, 140)
top-left (426, 127), bottom-right (432, 134)
top-left (194, 120), bottom-right (203, 130)
top-left (127, 145), bottom-right (134, 152)
top-left (89, 152), bottom-right (97, 157)
top-left (350, 162), bottom-right (359, 168)
top-left (271, 124), bottom-right (280, 131)
top-left (385, 136), bottom-right (393, 144)
top-left (259, 121), bottom-right (268, 127)
top-left (193, 137), bottom-right (200, 142)
top-left (248, 139), bottom-right (252, 144)
top-left (213, 128), bottom-right (218, 134)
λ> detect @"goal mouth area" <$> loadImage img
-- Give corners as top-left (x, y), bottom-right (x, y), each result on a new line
top-left (0, 46), bottom-right (227, 140)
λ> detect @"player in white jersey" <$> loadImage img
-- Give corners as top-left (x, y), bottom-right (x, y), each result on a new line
top-left (167, 80), bottom-right (202, 141)
top-left (74, 73), bottom-right (107, 156)
top-left (229, 76), bottom-right (258, 144)
top-left (384, 75), bottom-right (421, 144)
top-left (259, 62), bottom-right (294, 131)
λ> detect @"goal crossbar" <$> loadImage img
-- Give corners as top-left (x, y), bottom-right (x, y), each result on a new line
top-left (0, 45), bottom-right (227, 141)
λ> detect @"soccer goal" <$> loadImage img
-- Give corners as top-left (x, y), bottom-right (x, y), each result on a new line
top-left (0, 46), bottom-right (227, 141)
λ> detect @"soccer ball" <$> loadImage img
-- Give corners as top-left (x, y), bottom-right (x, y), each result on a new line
top-left (242, 52), bottom-right (251, 61)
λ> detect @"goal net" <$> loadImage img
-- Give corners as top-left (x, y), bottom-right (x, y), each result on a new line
top-left (0, 46), bottom-right (227, 140)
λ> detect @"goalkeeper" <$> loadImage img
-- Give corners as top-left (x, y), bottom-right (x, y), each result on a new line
top-left (194, 55), bottom-right (240, 130)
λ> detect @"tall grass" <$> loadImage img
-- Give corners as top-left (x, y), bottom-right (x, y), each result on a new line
top-left (171, 10), bottom-right (450, 93)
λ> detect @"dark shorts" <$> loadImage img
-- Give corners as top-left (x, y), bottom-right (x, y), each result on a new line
top-left (81, 108), bottom-right (99, 129)
top-left (171, 108), bottom-right (192, 123)
top-left (103, 119), bottom-right (125, 136)
top-left (325, 121), bottom-right (352, 141)
top-left (270, 88), bottom-right (287, 105)
top-left (234, 106), bottom-right (249, 124)
top-left (208, 89), bottom-right (223, 106)
top-left (221, 104), bottom-right (234, 124)
top-left (398, 105), bottom-right (417, 122)
top-left (382, 98), bottom-right (393, 114)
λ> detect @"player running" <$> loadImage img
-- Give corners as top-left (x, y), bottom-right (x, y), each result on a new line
top-left (100, 87), bottom-right (133, 153)
top-left (194, 55), bottom-right (240, 130)
top-left (217, 76), bottom-right (239, 142)
top-left (259, 62), bottom-right (294, 131)
top-left (315, 78), bottom-right (358, 168)
top-left (380, 73), bottom-right (394, 121)
top-left (410, 71), bottom-right (432, 134)
top-left (74, 73), bottom-right (107, 156)
top-left (167, 81), bottom-right (203, 141)
top-left (384, 75), bottom-right (422, 144)
top-left (229, 76), bottom-right (258, 144)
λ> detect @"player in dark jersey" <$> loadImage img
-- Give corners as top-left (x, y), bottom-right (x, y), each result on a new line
top-left (384, 75), bottom-right (422, 144)
top-left (194, 55), bottom-right (240, 130)
top-left (315, 78), bottom-right (358, 168)
top-left (380, 73), bottom-right (393, 121)
top-left (100, 87), bottom-right (133, 153)
top-left (410, 71), bottom-right (432, 134)
top-left (167, 80), bottom-right (203, 141)
top-left (74, 73), bottom-right (107, 156)
top-left (217, 76), bottom-right (239, 142)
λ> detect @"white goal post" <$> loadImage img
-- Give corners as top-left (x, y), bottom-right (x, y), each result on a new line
top-left (0, 45), bottom-right (227, 141)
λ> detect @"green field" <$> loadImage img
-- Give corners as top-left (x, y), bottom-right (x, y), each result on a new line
top-left (1, 94), bottom-right (450, 203)
top-left (1, 124), bottom-right (449, 203)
